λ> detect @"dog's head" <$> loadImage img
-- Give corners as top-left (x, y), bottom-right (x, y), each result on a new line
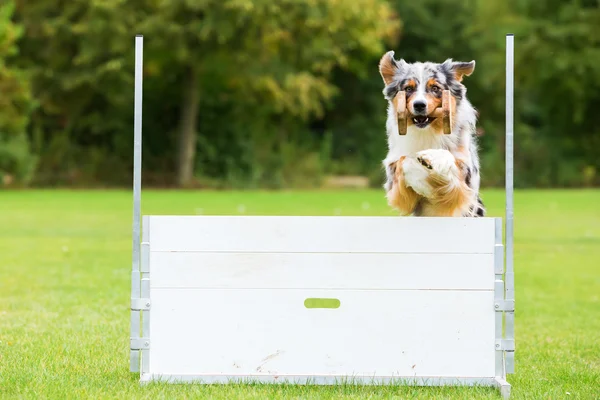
top-left (379, 51), bottom-right (475, 131)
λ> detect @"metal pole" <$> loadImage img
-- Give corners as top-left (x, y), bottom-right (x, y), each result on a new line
top-left (130, 34), bottom-right (144, 372)
top-left (505, 34), bottom-right (514, 303)
top-left (505, 33), bottom-right (515, 374)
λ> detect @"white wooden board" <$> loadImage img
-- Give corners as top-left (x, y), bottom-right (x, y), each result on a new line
top-left (142, 215), bottom-right (499, 383)
top-left (150, 252), bottom-right (494, 290)
top-left (148, 288), bottom-right (495, 378)
top-left (146, 216), bottom-right (495, 254)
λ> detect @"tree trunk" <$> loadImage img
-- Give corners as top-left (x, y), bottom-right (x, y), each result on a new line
top-left (176, 66), bottom-right (200, 187)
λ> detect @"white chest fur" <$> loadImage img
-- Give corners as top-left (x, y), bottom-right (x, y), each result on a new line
top-left (389, 127), bottom-right (448, 155)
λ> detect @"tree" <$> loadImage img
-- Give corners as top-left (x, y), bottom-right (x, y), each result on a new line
top-left (139, 0), bottom-right (400, 186)
top-left (0, 1), bottom-right (36, 185)
top-left (13, 0), bottom-right (154, 184)
top-left (468, 0), bottom-right (600, 186)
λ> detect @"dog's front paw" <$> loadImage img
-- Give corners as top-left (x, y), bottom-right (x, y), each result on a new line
top-left (404, 149), bottom-right (459, 198)
top-left (403, 157), bottom-right (433, 198)
top-left (415, 149), bottom-right (458, 178)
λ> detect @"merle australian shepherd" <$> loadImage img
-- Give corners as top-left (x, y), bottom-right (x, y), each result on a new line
top-left (379, 51), bottom-right (486, 217)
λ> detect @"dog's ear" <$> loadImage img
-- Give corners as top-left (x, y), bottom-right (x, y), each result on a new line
top-left (379, 51), bottom-right (406, 86)
top-left (443, 59), bottom-right (476, 82)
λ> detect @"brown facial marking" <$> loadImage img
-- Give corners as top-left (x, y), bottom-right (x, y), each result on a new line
top-left (426, 78), bottom-right (440, 90)
top-left (426, 94), bottom-right (441, 112)
top-left (426, 79), bottom-right (443, 112)
top-left (386, 157), bottom-right (420, 215)
top-left (403, 79), bottom-right (417, 94)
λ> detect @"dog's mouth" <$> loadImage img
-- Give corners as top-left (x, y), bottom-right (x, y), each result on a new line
top-left (412, 116), bottom-right (436, 128)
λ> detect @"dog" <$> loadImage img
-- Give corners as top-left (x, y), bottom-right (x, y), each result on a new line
top-left (378, 51), bottom-right (486, 217)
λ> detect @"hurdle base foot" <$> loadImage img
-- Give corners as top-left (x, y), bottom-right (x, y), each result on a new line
top-left (494, 376), bottom-right (511, 399)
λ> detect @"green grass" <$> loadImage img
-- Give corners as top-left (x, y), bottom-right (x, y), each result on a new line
top-left (1, 189), bottom-right (599, 399)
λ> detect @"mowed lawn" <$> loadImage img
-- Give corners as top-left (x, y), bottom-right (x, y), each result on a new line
top-left (0, 189), bottom-right (599, 399)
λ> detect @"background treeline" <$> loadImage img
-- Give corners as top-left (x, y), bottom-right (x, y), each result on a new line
top-left (1, 0), bottom-right (599, 189)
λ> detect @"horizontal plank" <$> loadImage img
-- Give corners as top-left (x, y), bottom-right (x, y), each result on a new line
top-left (148, 288), bottom-right (495, 378)
top-left (150, 252), bottom-right (494, 290)
top-left (146, 216), bottom-right (497, 254)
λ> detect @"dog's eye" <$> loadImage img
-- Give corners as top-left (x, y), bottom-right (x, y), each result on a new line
top-left (431, 86), bottom-right (440, 93)
top-left (405, 87), bottom-right (415, 93)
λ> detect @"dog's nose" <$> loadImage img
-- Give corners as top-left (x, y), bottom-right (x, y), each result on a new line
top-left (413, 101), bottom-right (427, 114)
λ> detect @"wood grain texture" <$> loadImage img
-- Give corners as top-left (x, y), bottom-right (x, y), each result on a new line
top-left (395, 90), bottom-right (407, 135)
top-left (442, 90), bottom-right (452, 134)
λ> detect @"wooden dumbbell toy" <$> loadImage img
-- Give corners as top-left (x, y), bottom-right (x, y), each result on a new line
top-left (393, 90), bottom-right (453, 135)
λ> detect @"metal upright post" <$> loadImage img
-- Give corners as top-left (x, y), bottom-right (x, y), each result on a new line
top-left (505, 33), bottom-right (515, 374)
top-left (130, 34), bottom-right (144, 373)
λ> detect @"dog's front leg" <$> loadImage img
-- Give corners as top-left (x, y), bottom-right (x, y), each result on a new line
top-left (403, 149), bottom-right (473, 216)
top-left (385, 156), bottom-right (421, 215)
top-left (451, 147), bottom-right (486, 217)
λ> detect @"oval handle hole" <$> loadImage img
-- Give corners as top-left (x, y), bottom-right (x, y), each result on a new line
top-left (304, 298), bottom-right (340, 309)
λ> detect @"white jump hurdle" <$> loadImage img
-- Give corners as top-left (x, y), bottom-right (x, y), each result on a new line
top-left (129, 35), bottom-right (516, 399)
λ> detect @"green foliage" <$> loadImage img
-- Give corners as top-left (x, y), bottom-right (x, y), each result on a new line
top-left (467, 0), bottom-right (600, 187)
top-left (11, 0), bottom-right (144, 185)
top-left (0, 1), bottom-right (37, 185)
top-left (3, 0), bottom-right (600, 188)
top-left (136, 0), bottom-right (400, 187)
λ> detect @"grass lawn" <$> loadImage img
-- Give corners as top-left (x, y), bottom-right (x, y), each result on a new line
top-left (1, 188), bottom-right (599, 399)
